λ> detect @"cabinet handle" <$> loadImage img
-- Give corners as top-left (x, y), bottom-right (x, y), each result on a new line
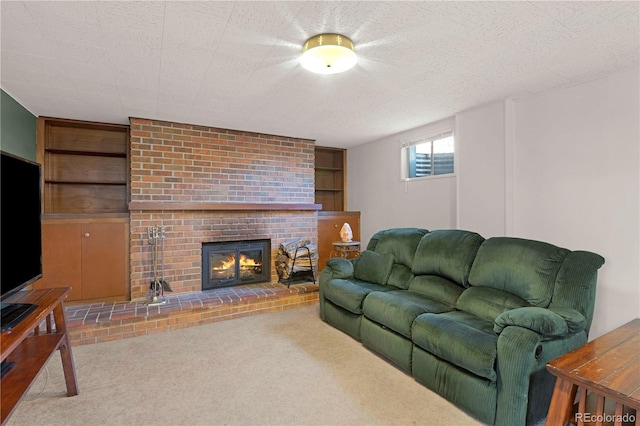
top-left (84, 233), bottom-right (90, 238)
top-left (334, 224), bottom-right (338, 228)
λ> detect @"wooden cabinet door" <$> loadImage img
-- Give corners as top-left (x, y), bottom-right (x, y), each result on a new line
top-left (35, 219), bottom-right (128, 302)
top-left (317, 212), bottom-right (361, 271)
top-left (81, 222), bottom-right (128, 300)
top-left (36, 223), bottom-right (83, 301)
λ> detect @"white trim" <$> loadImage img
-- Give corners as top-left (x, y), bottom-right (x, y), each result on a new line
top-left (401, 129), bottom-right (454, 148)
top-left (454, 118), bottom-right (461, 229)
top-left (504, 99), bottom-right (515, 237)
top-left (402, 173), bottom-right (456, 183)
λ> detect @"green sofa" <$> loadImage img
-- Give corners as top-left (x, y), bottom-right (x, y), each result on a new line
top-left (319, 228), bottom-right (605, 425)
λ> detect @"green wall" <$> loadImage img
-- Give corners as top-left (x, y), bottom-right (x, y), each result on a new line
top-left (1, 89), bottom-right (37, 161)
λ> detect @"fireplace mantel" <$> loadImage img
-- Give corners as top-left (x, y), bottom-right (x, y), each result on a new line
top-left (128, 202), bottom-right (322, 211)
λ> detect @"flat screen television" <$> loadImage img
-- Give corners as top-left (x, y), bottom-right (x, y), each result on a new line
top-left (1, 150), bottom-right (42, 332)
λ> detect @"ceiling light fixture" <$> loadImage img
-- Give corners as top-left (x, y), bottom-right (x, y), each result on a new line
top-left (300, 33), bottom-right (357, 75)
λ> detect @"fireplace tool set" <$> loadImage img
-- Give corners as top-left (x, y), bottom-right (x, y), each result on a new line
top-left (147, 225), bottom-right (172, 306)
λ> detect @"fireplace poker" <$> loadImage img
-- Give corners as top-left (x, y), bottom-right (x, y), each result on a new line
top-left (146, 225), bottom-right (172, 306)
top-left (160, 226), bottom-right (172, 293)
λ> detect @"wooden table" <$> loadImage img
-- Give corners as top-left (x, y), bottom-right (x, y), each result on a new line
top-left (330, 241), bottom-right (361, 259)
top-left (546, 318), bottom-right (639, 426)
top-left (1, 288), bottom-right (78, 425)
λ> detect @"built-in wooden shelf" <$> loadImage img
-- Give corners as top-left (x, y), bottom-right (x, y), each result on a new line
top-left (44, 149), bottom-right (126, 158)
top-left (46, 180), bottom-right (125, 185)
top-left (315, 166), bottom-right (343, 171)
top-left (43, 213), bottom-right (130, 220)
top-left (38, 117), bottom-right (129, 215)
top-left (315, 146), bottom-right (346, 211)
top-left (35, 118), bottom-right (131, 304)
top-left (128, 202), bottom-right (323, 211)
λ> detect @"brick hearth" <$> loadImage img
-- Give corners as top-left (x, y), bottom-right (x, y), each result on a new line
top-left (66, 282), bottom-right (318, 346)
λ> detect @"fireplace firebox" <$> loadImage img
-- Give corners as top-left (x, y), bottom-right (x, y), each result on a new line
top-left (202, 239), bottom-right (271, 290)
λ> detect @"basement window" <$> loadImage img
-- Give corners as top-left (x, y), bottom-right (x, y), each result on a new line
top-left (401, 131), bottom-right (455, 180)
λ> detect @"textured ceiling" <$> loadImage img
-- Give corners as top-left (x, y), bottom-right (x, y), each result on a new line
top-left (1, 1), bottom-right (638, 148)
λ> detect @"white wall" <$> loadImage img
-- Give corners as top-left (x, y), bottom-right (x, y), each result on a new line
top-left (456, 101), bottom-right (507, 237)
top-left (512, 69), bottom-right (639, 338)
top-left (348, 117), bottom-right (457, 245)
top-left (347, 68), bottom-right (639, 339)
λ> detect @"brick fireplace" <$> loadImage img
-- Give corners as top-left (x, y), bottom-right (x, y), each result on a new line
top-left (128, 118), bottom-right (319, 301)
top-left (202, 239), bottom-right (271, 289)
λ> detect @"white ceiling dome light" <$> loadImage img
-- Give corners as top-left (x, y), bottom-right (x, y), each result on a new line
top-left (300, 33), bottom-right (357, 75)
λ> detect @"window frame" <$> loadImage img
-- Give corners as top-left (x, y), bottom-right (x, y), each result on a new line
top-left (400, 130), bottom-right (455, 181)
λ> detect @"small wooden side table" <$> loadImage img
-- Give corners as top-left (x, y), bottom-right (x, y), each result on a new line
top-left (330, 241), bottom-right (361, 259)
top-left (545, 318), bottom-right (639, 426)
top-left (1, 288), bottom-right (78, 425)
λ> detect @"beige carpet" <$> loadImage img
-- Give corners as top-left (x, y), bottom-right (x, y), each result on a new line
top-left (8, 305), bottom-right (481, 426)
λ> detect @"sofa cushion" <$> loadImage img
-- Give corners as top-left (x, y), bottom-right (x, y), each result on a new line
top-left (412, 311), bottom-right (498, 382)
top-left (367, 228), bottom-right (428, 266)
top-left (412, 230), bottom-right (484, 287)
top-left (367, 228), bottom-right (428, 289)
top-left (323, 278), bottom-right (395, 314)
top-left (468, 237), bottom-right (569, 307)
top-left (353, 250), bottom-right (394, 285)
top-left (408, 275), bottom-right (465, 306)
top-left (386, 264), bottom-right (415, 290)
top-left (456, 287), bottom-right (531, 321)
top-left (362, 290), bottom-right (454, 338)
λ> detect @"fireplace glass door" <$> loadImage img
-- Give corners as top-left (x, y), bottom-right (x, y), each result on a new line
top-left (202, 240), bottom-right (270, 290)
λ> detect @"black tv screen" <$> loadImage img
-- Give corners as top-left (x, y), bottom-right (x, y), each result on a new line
top-left (1, 151), bottom-right (43, 299)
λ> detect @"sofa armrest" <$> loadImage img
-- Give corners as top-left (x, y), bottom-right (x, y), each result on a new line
top-left (323, 257), bottom-right (355, 279)
top-left (494, 307), bottom-right (586, 337)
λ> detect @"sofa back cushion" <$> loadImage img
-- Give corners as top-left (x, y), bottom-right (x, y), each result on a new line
top-left (409, 275), bottom-right (466, 307)
top-left (412, 230), bottom-right (484, 287)
top-left (468, 237), bottom-right (569, 308)
top-left (367, 228), bottom-right (428, 289)
top-left (353, 250), bottom-right (395, 285)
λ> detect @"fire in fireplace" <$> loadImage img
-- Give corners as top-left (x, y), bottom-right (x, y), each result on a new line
top-left (202, 239), bottom-right (271, 290)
